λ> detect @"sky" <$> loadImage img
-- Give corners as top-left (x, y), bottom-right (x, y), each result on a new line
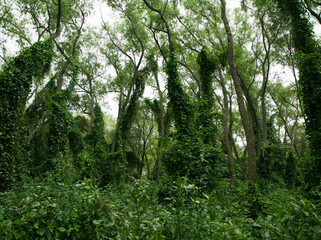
top-left (87, 0), bottom-right (241, 117)
top-left (1, 0), bottom-right (320, 118)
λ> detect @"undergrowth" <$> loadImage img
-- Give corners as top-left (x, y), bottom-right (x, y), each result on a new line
top-left (0, 176), bottom-right (320, 239)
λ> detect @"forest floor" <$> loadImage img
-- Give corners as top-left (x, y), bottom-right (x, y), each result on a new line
top-left (0, 175), bottom-right (320, 239)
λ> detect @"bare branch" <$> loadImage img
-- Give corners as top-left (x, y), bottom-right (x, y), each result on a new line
top-left (143, 0), bottom-right (174, 53)
top-left (304, 0), bottom-right (321, 24)
top-left (177, 16), bottom-right (203, 47)
top-left (51, 0), bottom-right (62, 38)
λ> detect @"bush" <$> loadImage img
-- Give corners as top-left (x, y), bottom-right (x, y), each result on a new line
top-left (1, 176), bottom-right (320, 239)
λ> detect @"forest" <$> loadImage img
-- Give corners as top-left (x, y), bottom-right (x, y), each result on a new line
top-left (0, 0), bottom-right (321, 239)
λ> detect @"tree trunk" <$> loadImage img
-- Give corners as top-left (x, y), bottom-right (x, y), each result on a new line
top-left (220, 0), bottom-right (257, 183)
top-left (111, 69), bottom-right (139, 153)
top-left (88, 75), bottom-right (95, 126)
top-left (155, 71), bottom-right (165, 179)
top-left (218, 67), bottom-right (236, 186)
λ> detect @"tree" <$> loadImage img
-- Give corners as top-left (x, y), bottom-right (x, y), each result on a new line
top-left (145, 52), bottom-right (167, 179)
top-left (103, 0), bottom-right (147, 153)
top-left (0, 39), bottom-right (53, 190)
top-left (72, 52), bottom-right (106, 126)
top-left (128, 101), bottom-right (157, 178)
top-left (275, 0), bottom-right (321, 188)
top-left (220, 0), bottom-right (257, 183)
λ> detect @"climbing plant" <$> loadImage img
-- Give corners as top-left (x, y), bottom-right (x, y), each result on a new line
top-left (116, 69), bottom-right (147, 152)
top-left (197, 47), bottom-right (220, 145)
top-left (275, 0), bottom-right (321, 188)
top-left (0, 39), bottom-right (53, 190)
top-left (165, 53), bottom-right (194, 140)
top-left (162, 52), bottom-right (227, 188)
top-left (47, 66), bottom-right (84, 171)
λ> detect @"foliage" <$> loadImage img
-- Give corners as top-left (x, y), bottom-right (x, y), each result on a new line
top-left (47, 93), bottom-right (71, 161)
top-left (276, 0), bottom-right (321, 189)
top-left (145, 98), bottom-right (161, 133)
top-left (47, 69), bottom-right (83, 162)
top-left (85, 104), bottom-right (108, 149)
top-left (119, 70), bottom-right (147, 145)
top-left (77, 104), bottom-right (129, 186)
top-left (0, 39), bottom-right (53, 191)
top-left (258, 144), bottom-right (298, 186)
top-left (1, 0), bottom-right (320, 238)
top-left (165, 53), bottom-right (194, 140)
top-left (1, 176), bottom-right (320, 239)
top-left (163, 51), bottom-right (226, 188)
top-left (197, 47), bottom-right (221, 145)
top-left (163, 135), bottom-right (229, 190)
top-left (25, 78), bottom-right (58, 128)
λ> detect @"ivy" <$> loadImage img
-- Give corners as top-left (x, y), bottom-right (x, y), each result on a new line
top-left (163, 52), bottom-right (226, 188)
top-left (276, 0), bottom-right (321, 188)
top-left (197, 47), bottom-right (220, 145)
top-left (0, 39), bottom-right (54, 191)
top-left (47, 94), bottom-right (69, 158)
top-left (81, 104), bottom-right (124, 186)
top-left (25, 78), bottom-right (57, 126)
top-left (86, 104), bottom-right (107, 149)
top-left (144, 98), bottom-right (161, 134)
top-left (47, 66), bottom-right (83, 170)
top-left (165, 53), bottom-right (194, 140)
top-left (120, 70), bottom-right (146, 144)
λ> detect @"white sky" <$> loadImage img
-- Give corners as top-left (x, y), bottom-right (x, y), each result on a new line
top-left (1, 0), bottom-right (320, 118)
top-left (89, 0), bottom-right (241, 117)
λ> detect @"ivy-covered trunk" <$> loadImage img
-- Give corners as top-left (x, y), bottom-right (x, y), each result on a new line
top-left (276, 0), bottom-right (321, 188)
top-left (0, 39), bottom-right (53, 191)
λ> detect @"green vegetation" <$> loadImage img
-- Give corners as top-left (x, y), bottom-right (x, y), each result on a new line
top-left (1, 0), bottom-right (320, 239)
top-left (0, 39), bottom-right (54, 190)
top-left (1, 177), bottom-right (320, 239)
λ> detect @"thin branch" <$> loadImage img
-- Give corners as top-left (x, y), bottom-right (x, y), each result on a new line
top-left (143, 0), bottom-right (174, 53)
top-left (102, 22), bottom-right (135, 65)
top-left (178, 58), bottom-right (200, 92)
top-left (27, 111), bottom-right (47, 142)
top-left (51, 0), bottom-right (62, 38)
top-left (176, 35), bottom-right (200, 53)
top-left (177, 16), bottom-right (203, 47)
top-left (148, 26), bottom-right (168, 63)
top-left (304, 0), bottom-right (321, 24)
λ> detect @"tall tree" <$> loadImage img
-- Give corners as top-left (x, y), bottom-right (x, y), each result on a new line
top-left (220, 0), bottom-right (257, 183)
top-left (0, 39), bottom-right (54, 190)
top-left (275, 0), bottom-right (321, 187)
top-left (103, 0), bottom-right (147, 153)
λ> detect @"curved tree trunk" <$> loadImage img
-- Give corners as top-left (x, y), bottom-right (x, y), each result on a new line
top-left (220, 0), bottom-right (257, 183)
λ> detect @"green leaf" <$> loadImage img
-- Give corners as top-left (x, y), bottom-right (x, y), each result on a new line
top-left (34, 222), bottom-right (39, 229)
top-left (37, 228), bottom-right (46, 236)
top-left (93, 219), bottom-right (102, 225)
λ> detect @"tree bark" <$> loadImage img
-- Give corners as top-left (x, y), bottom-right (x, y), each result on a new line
top-left (155, 71), bottom-right (165, 179)
top-left (218, 67), bottom-right (236, 186)
top-left (220, 0), bottom-right (257, 183)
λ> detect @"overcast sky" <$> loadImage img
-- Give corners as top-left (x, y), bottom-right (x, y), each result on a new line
top-left (1, 1), bottom-right (320, 118)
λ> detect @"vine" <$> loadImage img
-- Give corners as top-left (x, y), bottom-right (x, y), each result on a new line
top-left (165, 53), bottom-right (194, 140)
top-left (47, 66), bottom-right (83, 169)
top-left (0, 39), bottom-right (53, 190)
top-left (276, 0), bottom-right (321, 187)
top-left (118, 69), bottom-right (147, 151)
top-left (86, 104), bottom-right (107, 149)
top-left (197, 47), bottom-right (219, 145)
